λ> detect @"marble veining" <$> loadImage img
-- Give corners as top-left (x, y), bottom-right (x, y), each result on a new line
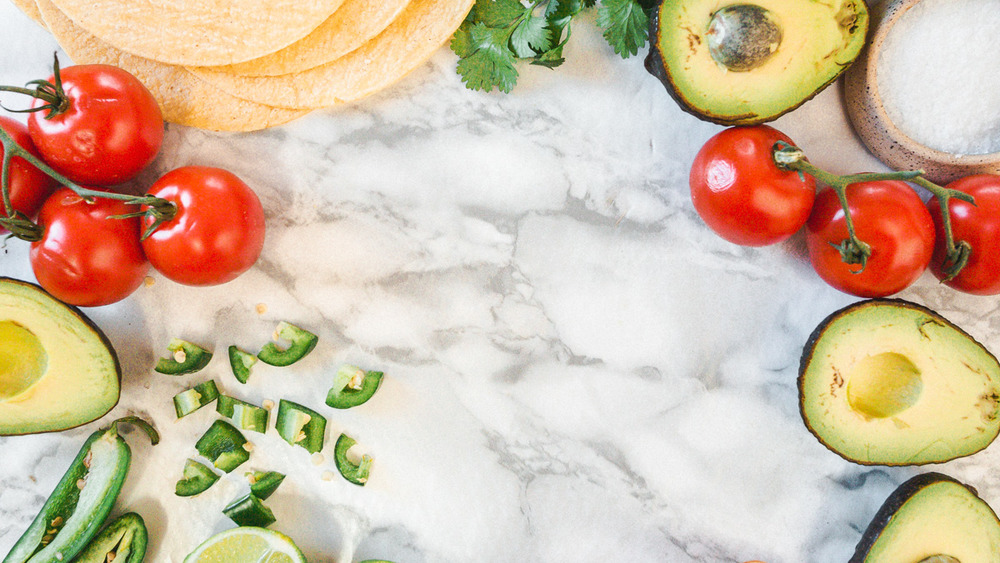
top-left (2, 2), bottom-right (1000, 562)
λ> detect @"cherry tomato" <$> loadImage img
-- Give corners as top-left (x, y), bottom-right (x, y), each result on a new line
top-left (31, 188), bottom-right (149, 307)
top-left (689, 125), bottom-right (816, 246)
top-left (927, 174), bottom-right (1000, 295)
top-left (141, 166), bottom-right (266, 286)
top-left (806, 180), bottom-right (935, 298)
top-left (0, 116), bottom-right (57, 229)
top-left (27, 64), bottom-right (163, 186)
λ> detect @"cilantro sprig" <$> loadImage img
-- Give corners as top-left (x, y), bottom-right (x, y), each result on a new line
top-left (451, 0), bottom-right (657, 93)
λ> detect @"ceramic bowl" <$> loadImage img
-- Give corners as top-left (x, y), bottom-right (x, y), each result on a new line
top-left (844, 0), bottom-right (1000, 184)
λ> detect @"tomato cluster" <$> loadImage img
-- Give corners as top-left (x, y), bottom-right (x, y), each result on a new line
top-left (0, 62), bottom-right (266, 307)
top-left (689, 125), bottom-right (1000, 298)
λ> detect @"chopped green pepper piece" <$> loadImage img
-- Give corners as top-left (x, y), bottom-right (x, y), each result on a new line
top-left (222, 493), bottom-right (275, 528)
top-left (228, 345), bottom-right (257, 384)
top-left (72, 512), bottom-right (148, 563)
top-left (334, 433), bottom-right (373, 486)
top-left (256, 322), bottom-right (318, 367)
top-left (195, 420), bottom-right (250, 473)
top-left (175, 459), bottom-right (221, 497)
top-left (325, 365), bottom-right (384, 409)
top-left (216, 395), bottom-right (269, 433)
top-left (2, 417), bottom-right (157, 563)
top-left (275, 399), bottom-right (326, 454)
top-left (246, 470), bottom-right (285, 500)
top-left (173, 380), bottom-right (220, 418)
top-left (155, 338), bottom-right (213, 375)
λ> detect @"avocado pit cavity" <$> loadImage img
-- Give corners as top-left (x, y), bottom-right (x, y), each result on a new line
top-left (918, 556), bottom-right (960, 563)
top-left (706, 4), bottom-right (782, 72)
top-left (0, 321), bottom-right (48, 400)
top-left (846, 352), bottom-right (923, 419)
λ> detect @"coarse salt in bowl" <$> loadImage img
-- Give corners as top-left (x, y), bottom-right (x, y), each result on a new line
top-left (844, 0), bottom-right (1000, 183)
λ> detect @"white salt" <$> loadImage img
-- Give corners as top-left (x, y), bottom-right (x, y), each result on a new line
top-left (877, 0), bottom-right (1000, 155)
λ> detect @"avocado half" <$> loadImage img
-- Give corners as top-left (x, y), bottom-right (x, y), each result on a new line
top-left (0, 277), bottom-right (121, 435)
top-left (799, 299), bottom-right (1000, 465)
top-left (851, 473), bottom-right (1000, 563)
top-left (645, 0), bottom-right (869, 125)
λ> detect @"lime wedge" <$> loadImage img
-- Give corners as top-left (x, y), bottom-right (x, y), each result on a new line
top-left (184, 526), bottom-right (307, 563)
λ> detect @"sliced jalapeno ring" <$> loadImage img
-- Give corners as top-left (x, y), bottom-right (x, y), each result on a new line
top-left (334, 433), bottom-right (373, 486)
top-left (274, 399), bottom-right (326, 454)
top-left (175, 459), bottom-right (221, 497)
top-left (256, 322), bottom-right (318, 367)
top-left (227, 345), bottom-right (257, 384)
top-left (72, 512), bottom-right (148, 563)
top-left (195, 420), bottom-right (250, 473)
top-left (3, 417), bottom-right (157, 563)
top-left (155, 339), bottom-right (213, 375)
top-left (216, 395), bottom-right (269, 433)
top-left (222, 493), bottom-right (276, 528)
top-left (326, 365), bottom-right (384, 410)
top-left (246, 470), bottom-right (285, 500)
top-left (173, 380), bottom-right (220, 418)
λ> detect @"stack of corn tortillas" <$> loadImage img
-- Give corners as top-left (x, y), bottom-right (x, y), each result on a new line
top-left (11, 0), bottom-right (474, 131)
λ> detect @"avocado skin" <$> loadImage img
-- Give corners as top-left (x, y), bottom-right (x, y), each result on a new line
top-left (644, 0), bottom-right (868, 126)
top-left (797, 298), bottom-right (1000, 466)
top-left (0, 277), bottom-right (122, 436)
top-left (848, 473), bottom-right (986, 563)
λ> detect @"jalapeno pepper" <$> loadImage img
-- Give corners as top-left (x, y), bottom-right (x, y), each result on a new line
top-left (246, 470), bottom-right (285, 500)
top-left (175, 459), bottom-right (220, 497)
top-left (155, 339), bottom-right (213, 375)
top-left (3, 416), bottom-right (158, 563)
top-left (195, 419), bottom-right (250, 473)
top-left (227, 345), bottom-right (257, 384)
top-left (257, 322), bottom-right (318, 367)
top-left (334, 433), bottom-right (372, 486)
top-left (173, 380), bottom-right (220, 418)
top-left (216, 395), bottom-right (269, 433)
top-left (275, 399), bottom-right (326, 454)
top-left (325, 365), bottom-right (384, 409)
top-left (222, 493), bottom-right (276, 528)
top-left (72, 512), bottom-right (148, 563)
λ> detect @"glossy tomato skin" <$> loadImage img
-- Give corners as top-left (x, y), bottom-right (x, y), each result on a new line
top-left (689, 125), bottom-right (816, 246)
top-left (28, 64), bottom-right (163, 186)
top-left (31, 187), bottom-right (150, 307)
top-left (141, 166), bottom-right (266, 286)
top-left (806, 180), bottom-right (935, 298)
top-left (928, 174), bottom-right (1000, 295)
top-left (0, 116), bottom-right (58, 228)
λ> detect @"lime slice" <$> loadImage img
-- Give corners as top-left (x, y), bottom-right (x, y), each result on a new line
top-left (184, 526), bottom-right (307, 563)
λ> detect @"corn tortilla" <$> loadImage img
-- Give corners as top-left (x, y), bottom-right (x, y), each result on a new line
top-left (9, 0), bottom-right (45, 28)
top-left (45, 0), bottom-right (346, 66)
top-left (196, 0), bottom-right (411, 78)
top-left (188, 0), bottom-right (475, 110)
top-left (35, 0), bottom-right (308, 131)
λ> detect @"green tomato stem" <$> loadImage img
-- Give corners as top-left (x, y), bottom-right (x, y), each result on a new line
top-left (911, 176), bottom-right (975, 281)
top-left (0, 119), bottom-right (176, 242)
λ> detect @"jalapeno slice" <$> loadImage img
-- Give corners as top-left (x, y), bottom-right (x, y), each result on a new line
top-left (256, 322), bottom-right (318, 367)
top-left (72, 512), bottom-right (148, 563)
top-left (227, 345), bottom-right (257, 384)
top-left (195, 420), bottom-right (250, 473)
top-left (246, 470), bottom-right (285, 500)
top-left (275, 399), bottom-right (326, 454)
top-left (173, 380), bottom-right (220, 418)
top-left (216, 395), bottom-right (269, 433)
top-left (325, 365), bottom-right (384, 409)
top-left (175, 459), bottom-right (221, 497)
top-left (222, 493), bottom-right (276, 528)
top-left (334, 433), bottom-right (373, 486)
top-left (155, 339), bottom-right (213, 375)
top-left (3, 417), bottom-right (157, 563)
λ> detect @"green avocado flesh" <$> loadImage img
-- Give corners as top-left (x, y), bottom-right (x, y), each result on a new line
top-left (799, 299), bottom-right (1000, 465)
top-left (0, 278), bottom-right (121, 435)
top-left (851, 473), bottom-right (1000, 563)
top-left (646, 0), bottom-right (868, 125)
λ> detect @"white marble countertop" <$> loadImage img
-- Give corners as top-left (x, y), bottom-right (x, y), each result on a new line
top-left (2, 2), bottom-right (1000, 562)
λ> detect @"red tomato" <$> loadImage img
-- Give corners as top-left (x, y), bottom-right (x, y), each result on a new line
top-left (689, 125), bottom-right (816, 246)
top-left (806, 180), bottom-right (935, 297)
top-left (27, 64), bottom-right (163, 186)
top-left (0, 116), bottom-right (57, 229)
top-left (30, 187), bottom-right (149, 307)
top-left (928, 174), bottom-right (1000, 295)
top-left (141, 166), bottom-right (266, 286)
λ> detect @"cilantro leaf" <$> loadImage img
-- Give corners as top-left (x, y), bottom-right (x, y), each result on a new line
top-left (472, 0), bottom-right (527, 27)
top-left (455, 22), bottom-right (520, 93)
top-left (597, 0), bottom-right (650, 58)
top-left (450, 20), bottom-right (476, 58)
top-left (511, 13), bottom-right (552, 58)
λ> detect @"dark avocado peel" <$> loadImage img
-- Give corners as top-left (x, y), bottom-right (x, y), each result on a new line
top-left (851, 473), bottom-right (1000, 563)
top-left (799, 299), bottom-right (1000, 466)
top-left (0, 277), bottom-right (121, 435)
top-left (645, 0), bottom-right (869, 125)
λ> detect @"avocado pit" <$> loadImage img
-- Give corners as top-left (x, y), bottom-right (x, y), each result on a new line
top-left (846, 352), bottom-right (922, 419)
top-left (706, 4), bottom-right (783, 72)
